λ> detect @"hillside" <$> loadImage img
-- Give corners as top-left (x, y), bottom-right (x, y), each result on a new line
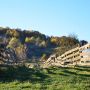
top-left (0, 27), bottom-right (90, 90)
top-left (0, 27), bottom-right (86, 65)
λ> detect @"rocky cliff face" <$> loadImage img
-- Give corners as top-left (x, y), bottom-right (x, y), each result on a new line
top-left (0, 44), bottom-right (26, 65)
top-left (0, 46), bottom-right (14, 64)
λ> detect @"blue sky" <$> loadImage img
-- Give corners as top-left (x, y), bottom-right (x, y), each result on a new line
top-left (0, 0), bottom-right (90, 41)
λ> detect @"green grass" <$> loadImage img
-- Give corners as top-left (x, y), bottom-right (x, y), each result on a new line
top-left (0, 65), bottom-right (90, 90)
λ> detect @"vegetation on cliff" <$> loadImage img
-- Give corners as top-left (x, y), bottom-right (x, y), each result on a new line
top-left (0, 27), bottom-right (87, 64)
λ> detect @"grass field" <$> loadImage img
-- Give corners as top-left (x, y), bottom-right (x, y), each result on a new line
top-left (0, 65), bottom-right (90, 90)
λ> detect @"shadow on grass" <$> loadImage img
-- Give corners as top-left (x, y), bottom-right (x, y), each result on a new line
top-left (0, 65), bottom-right (49, 83)
top-left (46, 68), bottom-right (69, 76)
top-left (43, 66), bottom-right (90, 77)
top-left (0, 65), bottom-right (90, 84)
top-left (75, 66), bottom-right (90, 72)
top-left (62, 70), bottom-right (77, 75)
top-left (62, 69), bottom-right (90, 77)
